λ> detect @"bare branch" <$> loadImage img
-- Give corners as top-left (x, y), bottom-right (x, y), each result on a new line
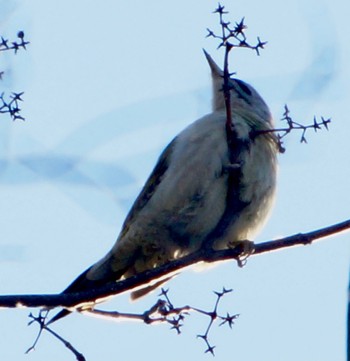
top-left (207, 6), bottom-right (330, 151)
top-left (0, 92), bottom-right (25, 121)
top-left (27, 312), bottom-right (85, 361)
top-left (0, 219), bottom-right (348, 310)
top-left (79, 287), bottom-right (237, 355)
top-left (207, 3), bottom-right (265, 149)
top-left (1, 31), bottom-right (29, 121)
top-left (252, 105), bottom-right (331, 150)
top-left (0, 31), bottom-right (29, 54)
top-left (208, 4), bottom-right (265, 54)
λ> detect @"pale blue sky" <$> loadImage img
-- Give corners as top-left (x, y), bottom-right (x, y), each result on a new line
top-left (0, 1), bottom-right (349, 360)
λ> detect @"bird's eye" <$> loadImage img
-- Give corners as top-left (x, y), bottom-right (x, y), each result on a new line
top-left (234, 79), bottom-right (252, 96)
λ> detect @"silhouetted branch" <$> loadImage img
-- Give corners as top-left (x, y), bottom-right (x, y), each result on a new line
top-left (207, 4), bottom-right (330, 152)
top-left (29, 287), bottom-right (237, 358)
top-left (27, 312), bottom-right (85, 361)
top-left (0, 218), bottom-right (349, 310)
top-left (0, 91), bottom-right (25, 120)
top-left (196, 288), bottom-right (237, 355)
top-left (207, 4), bottom-right (266, 54)
top-left (0, 31), bottom-right (29, 121)
top-left (208, 3), bottom-right (266, 148)
top-left (252, 105), bottom-right (331, 152)
top-left (0, 31), bottom-right (29, 54)
top-left (85, 289), bottom-right (190, 330)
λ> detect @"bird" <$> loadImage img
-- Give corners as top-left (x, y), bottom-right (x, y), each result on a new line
top-left (47, 50), bottom-right (278, 325)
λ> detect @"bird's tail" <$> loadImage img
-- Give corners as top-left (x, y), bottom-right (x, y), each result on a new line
top-left (46, 265), bottom-right (108, 325)
top-left (46, 308), bottom-right (71, 325)
top-left (130, 275), bottom-right (174, 300)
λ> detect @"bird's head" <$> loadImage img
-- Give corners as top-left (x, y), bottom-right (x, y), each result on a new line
top-left (203, 49), bottom-right (272, 127)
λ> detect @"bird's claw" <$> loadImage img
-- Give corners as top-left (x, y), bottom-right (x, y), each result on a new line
top-left (227, 239), bottom-right (255, 267)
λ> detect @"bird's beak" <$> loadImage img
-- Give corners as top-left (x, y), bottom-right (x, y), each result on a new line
top-left (202, 49), bottom-right (223, 77)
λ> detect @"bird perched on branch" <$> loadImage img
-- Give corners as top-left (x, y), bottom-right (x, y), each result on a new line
top-left (48, 50), bottom-right (278, 324)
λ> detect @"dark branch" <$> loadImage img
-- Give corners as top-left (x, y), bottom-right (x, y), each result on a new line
top-left (0, 92), bottom-right (25, 121)
top-left (207, 6), bottom-right (330, 151)
top-left (0, 219), bottom-right (349, 309)
top-left (0, 31), bottom-right (29, 54)
top-left (208, 5), bottom-right (265, 54)
top-left (27, 312), bottom-right (85, 361)
top-left (252, 105), bottom-right (331, 150)
top-left (1, 31), bottom-right (29, 121)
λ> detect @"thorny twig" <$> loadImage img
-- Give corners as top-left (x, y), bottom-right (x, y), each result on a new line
top-left (0, 91), bottom-right (25, 121)
top-left (84, 288), bottom-right (189, 334)
top-left (278, 105), bottom-right (330, 144)
top-left (30, 288), bottom-right (237, 359)
top-left (252, 105), bottom-right (331, 152)
top-left (207, 4), bottom-right (330, 151)
top-left (90, 287), bottom-right (239, 356)
top-left (27, 311), bottom-right (86, 361)
top-left (196, 288), bottom-right (238, 356)
top-left (0, 31), bottom-right (29, 54)
top-left (207, 3), bottom-right (266, 144)
top-left (1, 31), bottom-right (29, 121)
top-left (207, 4), bottom-right (266, 55)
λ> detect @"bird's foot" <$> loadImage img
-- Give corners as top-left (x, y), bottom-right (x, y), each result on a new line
top-left (227, 239), bottom-right (255, 267)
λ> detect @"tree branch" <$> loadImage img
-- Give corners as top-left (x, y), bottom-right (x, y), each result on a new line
top-left (0, 219), bottom-right (349, 310)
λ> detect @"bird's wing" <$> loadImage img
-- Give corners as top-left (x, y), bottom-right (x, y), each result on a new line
top-left (118, 137), bottom-right (177, 239)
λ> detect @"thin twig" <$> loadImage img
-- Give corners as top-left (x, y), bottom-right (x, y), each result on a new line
top-left (1, 31), bottom-right (28, 121)
top-left (79, 288), bottom-right (236, 354)
top-left (252, 105), bottom-right (331, 149)
top-left (0, 31), bottom-right (29, 54)
top-left (27, 312), bottom-right (85, 361)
